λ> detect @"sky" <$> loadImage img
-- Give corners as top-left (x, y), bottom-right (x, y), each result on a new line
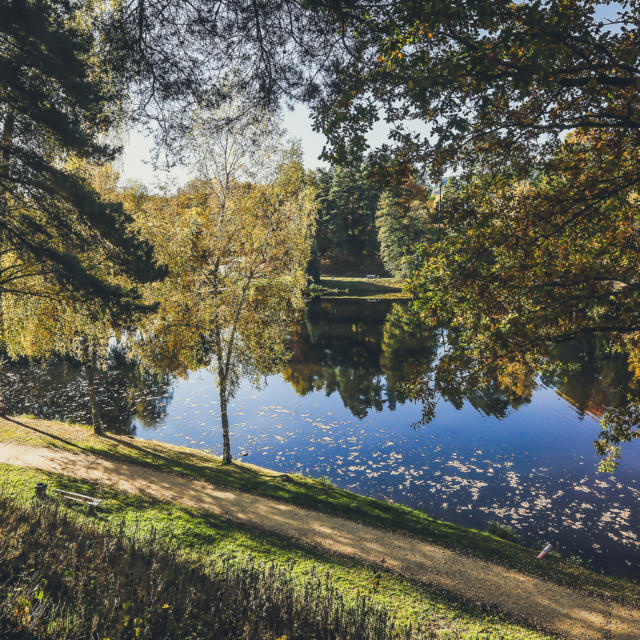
top-left (119, 2), bottom-right (625, 189)
top-left (118, 102), bottom-right (329, 189)
top-left (118, 100), bottom-right (402, 189)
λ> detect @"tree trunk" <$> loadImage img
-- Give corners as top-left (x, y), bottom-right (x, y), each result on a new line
top-left (0, 302), bottom-right (5, 418)
top-left (219, 380), bottom-right (232, 464)
top-left (0, 362), bottom-right (5, 417)
top-left (86, 347), bottom-right (103, 435)
top-left (0, 110), bottom-right (15, 419)
top-left (1, 109), bottom-right (15, 170)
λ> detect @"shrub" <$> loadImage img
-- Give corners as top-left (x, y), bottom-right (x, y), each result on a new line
top-left (0, 495), bottom-right (416, 640)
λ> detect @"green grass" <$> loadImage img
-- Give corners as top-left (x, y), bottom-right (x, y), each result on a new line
top-left (0, 463), bottom-right (556, 640)
top-left (1, 488), bottom-right (409, 640)
top-left (316, 276), bottom-right (409, 299)
top-left (486, 522), bottom-right (520, 544)
top-left (1, 415), bottom-right (638, 609)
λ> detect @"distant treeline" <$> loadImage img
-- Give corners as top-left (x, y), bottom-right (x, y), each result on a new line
top-left (307, 159), bottom-right (441, 279)
top-left (0, 495), bottom-right (416, 640)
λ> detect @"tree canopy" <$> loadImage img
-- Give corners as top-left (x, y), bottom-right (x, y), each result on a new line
top-left (312, 1), bottom-right (640, 169)
top-left (1, 0), bottom-right (163, 310)
top-left (309, 160), bottom-right (383, 272)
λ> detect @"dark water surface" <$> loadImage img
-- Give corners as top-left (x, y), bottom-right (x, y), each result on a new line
top-left (3, 299), bottom-right (639, 578)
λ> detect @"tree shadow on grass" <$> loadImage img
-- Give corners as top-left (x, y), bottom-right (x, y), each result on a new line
top-left (23, 477), bottom-right (532, 637)
top-left (99, 433), bottom-right (273, 483)
top-left (2, 416), bottom-right (90, 453)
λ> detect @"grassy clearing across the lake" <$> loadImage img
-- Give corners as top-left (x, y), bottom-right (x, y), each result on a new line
top-left (0, 463), bottom-right (556, 640)
top-left (1, 415), bottom-right (638, 609)
top-left (315, 276), bottom-right (409, 299)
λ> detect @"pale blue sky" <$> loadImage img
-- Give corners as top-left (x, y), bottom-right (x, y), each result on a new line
top-left (119, 101), bottom-right (401, 188)
top-left (119, 103), bottom-right (329, 188)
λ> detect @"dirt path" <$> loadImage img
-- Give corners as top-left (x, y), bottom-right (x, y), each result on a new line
top-left (0, 442), bottom-right (637, 640)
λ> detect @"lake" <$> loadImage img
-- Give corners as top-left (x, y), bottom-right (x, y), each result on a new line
top-left (2, 298), bottom-right (639, 578)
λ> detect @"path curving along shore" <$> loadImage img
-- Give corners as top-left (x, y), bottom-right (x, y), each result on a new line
top-left (0, 442), bottom-right (637, 640)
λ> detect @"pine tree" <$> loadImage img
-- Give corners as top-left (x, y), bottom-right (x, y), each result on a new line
top-left (328, 165), bottom-right (380, 263)
top-left (375, 191), bottom-right (429, 278)
top-left (0, 0), bottom-right (162, 312)
top-left (310, 161), bottom-right (383, 269)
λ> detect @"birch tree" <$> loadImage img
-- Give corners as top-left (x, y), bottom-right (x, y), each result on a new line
top-left (135, 106), bottom-right (316, 462)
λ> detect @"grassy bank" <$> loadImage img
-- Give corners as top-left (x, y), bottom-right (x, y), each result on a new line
top-left (0, 465), bottom-right (555, 640)
top-left (1, 416), bottom-right (638, 610)
top-left (314, 276), bottom-right (408, 299)
top-left (0, 490), bottom-right (407, 640)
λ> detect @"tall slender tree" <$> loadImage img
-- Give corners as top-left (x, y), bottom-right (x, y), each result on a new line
top-left (132, 102), bottom-right (316, 462)
top-left (375, 185), bottom-right (432, 278)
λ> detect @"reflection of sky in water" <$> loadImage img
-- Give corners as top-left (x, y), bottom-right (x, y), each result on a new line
top-left (133, 368), bottom-right (640, 578)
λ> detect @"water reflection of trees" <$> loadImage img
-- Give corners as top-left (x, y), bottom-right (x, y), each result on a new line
top-left (5, 299), bottom-right (636, 461)
top-left (284, 300), bottom-right (392, 417)
top-left (283, 299), bottom-right (539, 419)
top-left (283, 300), bottom-right (439, 416)
top-left (0, 348), bottom-right (174, 435)
top-left (283, 301), bottom-right (637, 441)
top-left (543, 338), bottom-right (632, 420)
top-left (437, 332), bottom-right (636, 424)
top-left (406, 321), bottom-right (639, 468)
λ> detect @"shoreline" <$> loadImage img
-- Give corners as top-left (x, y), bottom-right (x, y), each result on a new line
top-left (3, 440), bottom-right (640, 639)
top-left (310, 275), bottom-right (410, 299)
top-left (1, 414), bottom-right (638, 605)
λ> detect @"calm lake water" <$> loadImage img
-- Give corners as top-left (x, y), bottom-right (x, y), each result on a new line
top-left (3, 299), bottom-right (639, 578)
